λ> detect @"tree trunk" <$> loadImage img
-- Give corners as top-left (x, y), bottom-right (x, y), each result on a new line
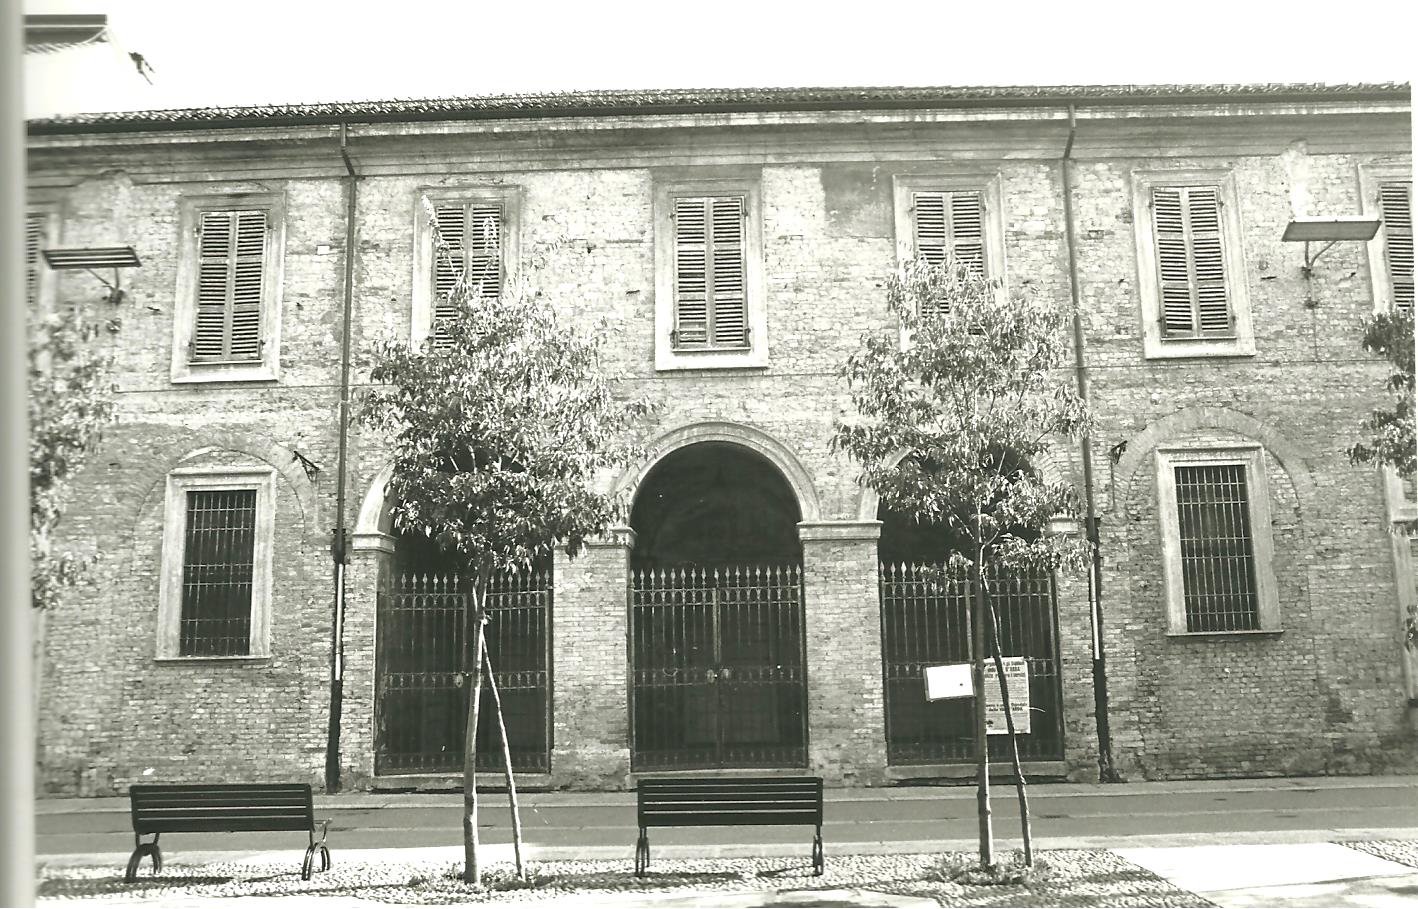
top-left (483, 643), bottom-right (526, 880)
top-left (462, 577), bottom-right (488, 886)
top-left (971, 548), bottom-right (994, 870)
top-left (987, 591), bottom-right (1033, 867)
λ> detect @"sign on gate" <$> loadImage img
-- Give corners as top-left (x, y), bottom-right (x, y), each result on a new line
top-left (982, 657), bottom-right (1030, 734)
top-left (923, 663), bottom-right (974, 701)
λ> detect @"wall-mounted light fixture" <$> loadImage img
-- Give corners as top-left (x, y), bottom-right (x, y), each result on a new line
top-left (41, 246), bottom-right (142, 304)
top-left (1282, 216), bottom-right (1380, 308)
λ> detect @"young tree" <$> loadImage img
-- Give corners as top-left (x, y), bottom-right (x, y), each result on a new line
top-left (359, 206), bottom-right (649, 886)
top-left (832, 259), bottom-right (1091, 871)
top-left (30, 305), bottom-right (116, 612)
top-left (1348, 308), bottom-right (1416, 480)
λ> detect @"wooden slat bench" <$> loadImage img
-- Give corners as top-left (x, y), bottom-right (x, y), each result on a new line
top-left (635, 776), bottom-right (824, 876)
top-left (125, 783), bottom-right (331, 883)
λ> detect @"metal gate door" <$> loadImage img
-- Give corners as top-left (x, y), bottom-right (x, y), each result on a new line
top-left (630, 564), bottom-right (807, 771)
top-left (375, 567), bottom-right (551, 775)
top-left (879, 563), bottom-right (1064, 764)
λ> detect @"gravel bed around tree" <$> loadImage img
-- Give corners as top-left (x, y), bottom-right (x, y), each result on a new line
top-left (38, 850), bottom-right (1214, 907)
top-left (1342, 840), bottom-right (1418, 869)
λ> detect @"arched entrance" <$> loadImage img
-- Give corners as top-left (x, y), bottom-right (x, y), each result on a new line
top-left (876, 496), bottom-right (1065, 766)
top-left (628, 441), bottom-right (807, 770)
top-left (373, 532), bottom-right (553, 775)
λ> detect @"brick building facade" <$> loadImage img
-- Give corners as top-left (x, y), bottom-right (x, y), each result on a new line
top-left (27, 84), bottom-right (1417, 795)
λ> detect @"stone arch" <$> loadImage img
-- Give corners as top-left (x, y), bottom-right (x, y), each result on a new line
top-left (616, 421), bottom-right (823, 524)
top-left (1112, 405), bottom-right (1316, 526)
top-left (354, 461), bottom-right (397, 543)
top-left (126, 429), bottom-right (318, 538)
top-left (854, 444), bottom-right (1078, 522)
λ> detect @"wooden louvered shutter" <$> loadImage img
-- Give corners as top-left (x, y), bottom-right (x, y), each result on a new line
top-left (672, 195), bottom-right (749, 349)
top-left (911, 190), bottom-right (986, 318)
top-left (432, 202), bottom-right (502, 349)
top-left (1380, 182), bottom-right (1414, 315)
top-left (26, 212), bottom-right (44, 308)
top-left (1153, 186), bottom-right (1232, 339)
top-left (192, 209), bottom-right (267, 362)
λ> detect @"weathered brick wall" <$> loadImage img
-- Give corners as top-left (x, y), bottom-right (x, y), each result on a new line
top-left (33, 113), bottom-right (1415, 793)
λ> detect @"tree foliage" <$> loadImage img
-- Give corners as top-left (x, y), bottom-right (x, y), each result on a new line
top-left (358, 221), bottom-right (650, 576)
top-left (1348, 308), bottom-right (1415, 479)
top-left (30, 306), bottom-right (116, 611)
top-left (832, 259), bottom-right (1092, 573)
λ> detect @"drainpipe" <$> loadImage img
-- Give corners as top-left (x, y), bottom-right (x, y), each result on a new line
top-left (1061, 104), bottom-right (1119, 783)
top-left (325, 121), bottom-right (359, 793)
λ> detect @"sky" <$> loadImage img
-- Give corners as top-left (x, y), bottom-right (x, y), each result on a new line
top-left (22, 0), bottom-right (1418, 118)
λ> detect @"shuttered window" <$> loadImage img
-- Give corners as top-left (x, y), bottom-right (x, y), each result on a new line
top-left (1379, 181), bottom-right (1413, 316)
top-left (910, 191), bottom-right (985, 318)
top-left (1152, 186), bottom-right (1233, 339)
top-left (431, 202), bottom-right (503, 349)
top-left (191, 210), bottom-right (268, 362)
top-left (179, 489), bottom-right (257, 656)
top-left (672, 195), bottom-right (748, 349)
top-left (26, 212), bottom-right (45, 308)
top-left (1174, 464), bottom-right (1260, 633)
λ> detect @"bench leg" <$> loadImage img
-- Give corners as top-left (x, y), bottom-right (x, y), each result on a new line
top-left (124, 835), bottom-right (162, 883)
top-left (812, 828), bottom-right (824, 876)
top-left (634, 829), bottom-right (649, 877)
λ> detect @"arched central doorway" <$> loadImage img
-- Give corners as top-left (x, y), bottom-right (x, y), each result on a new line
top-left (628, 441), bottom-right (807, 771)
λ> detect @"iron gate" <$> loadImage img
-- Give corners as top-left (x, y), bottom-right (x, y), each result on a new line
top-left (879, 562), bottom-right (1064, 764)
top-left (375, 567), bottom-right (551, 775)
top-left (630, 564), bottom-right (807, 771)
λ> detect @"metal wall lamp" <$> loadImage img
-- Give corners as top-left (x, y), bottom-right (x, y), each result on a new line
top-left (41, 246), bottom-right (142, 304)
top-left (1281, 217), bottom-right (1380, 308)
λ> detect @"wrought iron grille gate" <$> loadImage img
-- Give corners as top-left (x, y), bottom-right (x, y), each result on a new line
top-left (630, 564), bottom-right (807, 771)
top-left (879, 563), bottom-right (1063, 764)
top-left (375, 568), bottom-right (551, 775)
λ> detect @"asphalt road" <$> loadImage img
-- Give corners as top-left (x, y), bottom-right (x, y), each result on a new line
top-left (36, 777), bottom-right (1418, 858)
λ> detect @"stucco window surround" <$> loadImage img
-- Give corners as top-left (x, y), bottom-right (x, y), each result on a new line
top-left (156, 467), bottom-right (277, 660)
top-left (653, 175), bottom-right (767, 371)
top-left (1154, 445), bottom-right (1280, 637)
top-left (170, 193), bottom-right (285, 384)
top-left (1131, 169), bottom-right (1255, 360)
top-left (891, 172), bottom-right (1007, 347)
top-left (410, 185), bottom-right (523, 348)
top-left (1357, 160), bottom-right (1414, 315)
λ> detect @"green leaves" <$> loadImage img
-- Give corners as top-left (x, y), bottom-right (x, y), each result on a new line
top-left (360, 207), bottom-right (650, 578)
top-left (833, 256), bottom-right (1092, 572)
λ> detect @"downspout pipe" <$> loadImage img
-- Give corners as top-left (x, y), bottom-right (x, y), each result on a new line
top-left (1061, 104), bottom-right (1120, 783)
top-left (326, 121), bottom-right (359, 793)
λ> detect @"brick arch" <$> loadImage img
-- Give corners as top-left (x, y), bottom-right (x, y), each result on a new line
top-left (1112, 405), bottom-right (1316, 525)
top-left (614, 420), bottom-right (823, 523)
top-left (124, 429), bottom-right (318, 538)
top-left (854, 444), bottom-right (1078, 522)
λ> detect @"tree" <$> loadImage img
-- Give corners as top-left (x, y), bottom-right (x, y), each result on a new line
top-left (1348, 308), bottom-right (1416, 480)
top-left (832, 258), bottom-right (1091, 871)
top-left (358, 205), bottom-right (650, 887)
top-left (30, 305), bottom-right (116, 612)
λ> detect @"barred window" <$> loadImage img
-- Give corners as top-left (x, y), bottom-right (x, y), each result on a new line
top-left (179, 490), bottom-right (257, 656)
top-left (1174, 464), bottom-right (1259, 632)
top-left (158, 468), bottom-right (275, 659)
top-left (1156, 447), bottom-right (1280, 635)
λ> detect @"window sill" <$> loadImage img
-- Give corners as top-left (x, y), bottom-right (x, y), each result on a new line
top-left (1143, 339), bottom-right (1257, 360)
top-left (171, 363), bottom-right (279, 384)
top-left (1165, 628), bottom-right (1282, 639)
top-left (655, 347), bottom-right (767, 372)
top-left (154, 655), bottom-right (272, 664)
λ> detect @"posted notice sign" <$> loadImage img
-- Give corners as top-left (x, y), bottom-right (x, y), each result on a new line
top-left (982, 657), bottom-right (1031, 735)
top-left (923, 663), bottom-right (974, 701)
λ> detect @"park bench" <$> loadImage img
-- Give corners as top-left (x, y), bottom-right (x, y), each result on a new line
top-left (125, 783), bottom-right (331, 883)
top-left (634, 776), bottom-right (824, 877)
